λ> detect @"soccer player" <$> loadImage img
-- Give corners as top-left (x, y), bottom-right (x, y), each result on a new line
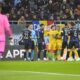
top-left (36, 24), bottom-right (47, 61)
top-left (47, 25), bottom-right (58, 61)
top-left (61, 23), bottom-right (69, 60)
top-left (78, 32), bottom-right (80, 57)
top-left (56, 26), bottom-right (62, 60)
top-left (0, 1), bottom-right (13, 59)
top-left (29, 24), bottom-right (37, 61)
top-left (22, 24), bottom-right (35, 61)
top-left (67, 22), bottom-right (79, 61)
top-left (77, 22), bottom-right (80, 58)
top-left (44, 26), bottom-right (49, 60)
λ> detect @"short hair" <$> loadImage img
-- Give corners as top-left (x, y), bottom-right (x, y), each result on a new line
top-left (65, 23), bottom-right (67, 26)
top-left (26, 22), bottom-right (32, 28)
top-left (69, 22), bottom-right (75, 26)
top-left (51, 25), bottom-right (55, 29)
top-left (40, 24), bottom-right (44, 27)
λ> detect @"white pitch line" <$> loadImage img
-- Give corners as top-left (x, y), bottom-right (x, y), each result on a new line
top-left (1, 71), bottom-right (80, 77)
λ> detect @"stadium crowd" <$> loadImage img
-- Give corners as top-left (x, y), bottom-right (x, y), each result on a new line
top-left (2, 0), bottom-right (80, 21)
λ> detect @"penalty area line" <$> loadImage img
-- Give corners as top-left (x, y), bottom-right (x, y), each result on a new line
top-left (1, 70), bottom-right (80, 77)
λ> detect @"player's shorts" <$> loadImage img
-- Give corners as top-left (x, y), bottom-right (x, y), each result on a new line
top-left (62, 40), bottom-right (68, 49)
top-left (56, 39), bottom-right (62, 50)
top-left (24, 39), bottom-right (34, 50)
top-left (37, 42), bottom-right (45, 50)
top-left (48, 40), bottom-right (56, 50)
top-left (68, 38), bottom-right (79, 49)
top-left (79, 43), bottom-right (80, 50)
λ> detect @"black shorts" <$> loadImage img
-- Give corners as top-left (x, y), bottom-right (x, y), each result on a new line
top-left (62, 40), bottom-right (68, 49)
top-left (24, 39), bottom-right (34, 50)
top-left (68, 40), bottom-right (79, 49)
top-left (38, 42), bottom-right (45, 50)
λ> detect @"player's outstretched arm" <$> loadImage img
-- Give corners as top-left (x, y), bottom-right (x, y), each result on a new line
top-left (4, 15), bottom-right (13, 45)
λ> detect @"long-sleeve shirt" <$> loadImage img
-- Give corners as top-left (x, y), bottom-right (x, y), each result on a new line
top-left (0, 13), bottom-right (12, 41)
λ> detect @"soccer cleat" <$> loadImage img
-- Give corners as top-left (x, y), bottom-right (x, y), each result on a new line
top-left (43, 58), bottom-right (47, 61)
top-left (60, 57), bottom-right (63, 60)
top-left (24, 58), bottom-right (27, 61)
top-left (67, 58), bottom-right (74, 61)
top-left (75, 58), bottom-right (80, 61)
top-left (52, 58), bottom-right (55, 61)
top-left (38, 58), bottom-right (40, 61)
top-left (27, 58), bottom-right (30, 61)
top-left (0, 56), bottom-right (3, 60)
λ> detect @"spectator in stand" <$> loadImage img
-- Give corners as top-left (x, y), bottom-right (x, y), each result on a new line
top-left (74, 5), bottom-right (80, 20)
top-left (18, 16), bottom-right (26, 25)
top-left (1, 0), bottom-right (80, 20)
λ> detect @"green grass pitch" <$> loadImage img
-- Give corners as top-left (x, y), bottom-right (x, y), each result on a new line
top-left (0, 61), bottom-right (80, 80)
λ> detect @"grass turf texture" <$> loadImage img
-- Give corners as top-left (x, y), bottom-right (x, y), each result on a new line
top-left (0, 61), bottom-right (80, 80)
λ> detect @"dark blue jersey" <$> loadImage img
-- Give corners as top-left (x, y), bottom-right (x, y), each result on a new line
top-left (22, 29), bottom-right (31, 40)
top-left (69, 27), bottom-right (78, 40)
top-left (62, 28), bottom-right (69, 41)
top-left (36, 29), bottom-right (44, 43)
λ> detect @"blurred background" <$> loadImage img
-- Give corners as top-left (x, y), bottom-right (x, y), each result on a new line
top-left (2, 0), bottom-right (80, 21)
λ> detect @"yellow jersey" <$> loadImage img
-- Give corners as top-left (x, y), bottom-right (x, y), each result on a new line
top-left (58, 24), bottom-right (65, 30)
top-left (44, 30), bottom-right (49, 37)
top-left (56, 30), bottom-right (62, 39)
top-left (48, 30), bottom-right (58, 42)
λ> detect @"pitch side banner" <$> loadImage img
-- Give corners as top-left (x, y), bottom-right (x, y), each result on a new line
top-left (6, 24), bottom-right (25, 45)
top-left (3, 45), bottom-right (25, 60)
top-left (5, 24), bottom-right (25, 60)
top-left (3, 45), bottom-right (43, 60)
